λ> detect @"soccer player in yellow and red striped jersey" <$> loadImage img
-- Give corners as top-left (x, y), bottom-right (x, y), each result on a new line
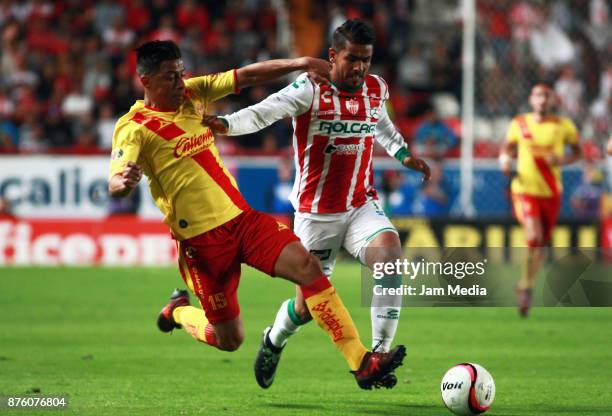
top-left (108, 40), bottom-right (405, 389)
top-left (500, 83), bottom-right (581, 317)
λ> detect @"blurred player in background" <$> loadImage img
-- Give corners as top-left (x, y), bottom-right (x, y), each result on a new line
top-left (607, 133), bottom-right (612, 156)
top-left (108, 40), bottom-right (405, 390)
top-left (499, 83), bottom-right (581, 317)
top-left (205, 19), bottom-right (429, 388)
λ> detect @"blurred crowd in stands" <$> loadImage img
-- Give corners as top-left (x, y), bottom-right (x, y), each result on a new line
top-left (0, 0), bottom-right (610, 160)
top-left (0, 0), bottom-right (282, 154)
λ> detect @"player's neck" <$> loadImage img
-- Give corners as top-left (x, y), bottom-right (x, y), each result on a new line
top-left (331, 79), bottom-right (363, 93)
top-left (144, 94), bottom-right (179, 112)
top-left (532, 112), bottom-right (548, 123)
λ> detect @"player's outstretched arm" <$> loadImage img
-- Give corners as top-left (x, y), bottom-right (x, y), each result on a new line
top-left (204, 74), bottom-right (314, 136)
top-left (236, 57), bottom-right (331, 89)
top-left (375, 102), bottom-right (430, 181)
top-left (608, 135), bottom-right (612, 156)
top-left (108, 161), bottom-right (143, 198)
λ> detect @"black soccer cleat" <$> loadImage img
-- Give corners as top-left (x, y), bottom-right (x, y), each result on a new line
top-left (157, 288), bottom-right (190, 333)
top-left (254, 326), bottom-right (284, 389)
top-left (352, 345), bottom-right (406, 390)
top-left (374, 372), bottom-right (398, 389)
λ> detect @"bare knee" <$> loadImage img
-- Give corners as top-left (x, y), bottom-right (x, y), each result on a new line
top-left (294, 253), bottom-right (324, 285)
top-left (216, 332), bottom-right (244, 352)
top-left (213, 320), bottom-right (244, 352)
top-left (366, 247), bottom-right (402, 269)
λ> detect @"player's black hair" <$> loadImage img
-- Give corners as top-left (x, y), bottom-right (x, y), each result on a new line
top-left (135, 40), bottom-right (182, 75)
top-left (331, 19), bottom-right (375, 50)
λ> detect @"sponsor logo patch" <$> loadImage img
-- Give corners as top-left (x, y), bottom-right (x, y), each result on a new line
top-left (316, 109), bottom-right (337, 117)
top-left (318, 121), bottom-right (376, 135)
top-left (110, 149), bottom-right (124, 160)
top-left (173, 131), bottom-right (214, 158)
top-left (324, 143), bottom-right (365, 155)
top-left (311, 299), bottom-right (344, 342)
top-left (367, 106), bottom-right (381, 119)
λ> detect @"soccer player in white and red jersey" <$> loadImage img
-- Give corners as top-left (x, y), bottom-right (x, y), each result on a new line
top-left (205, 20), bottom-right (430, 389)
top-left (500, 83), bottom-right (581, 317)
top-left (108, 40), bottom-right (407, 390)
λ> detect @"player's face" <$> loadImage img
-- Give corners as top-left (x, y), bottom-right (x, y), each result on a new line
top-left (528, 85), bottom-right (554, 115)
top-left (143, 59), bottom-right (186, 110)
top-left (329, 41), bottom-right (373, 90)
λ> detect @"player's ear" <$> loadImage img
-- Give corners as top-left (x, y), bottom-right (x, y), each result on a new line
top-left (139, 74), bottom-right (150, 88)
top-left (328, 48), bottom-right (336, 64)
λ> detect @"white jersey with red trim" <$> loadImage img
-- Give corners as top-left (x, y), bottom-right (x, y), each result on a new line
top-left (224, 73), bottom-right (407, 214)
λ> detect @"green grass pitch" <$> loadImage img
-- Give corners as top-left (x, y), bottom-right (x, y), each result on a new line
top-left (1, 264), bottom-right (611, 415)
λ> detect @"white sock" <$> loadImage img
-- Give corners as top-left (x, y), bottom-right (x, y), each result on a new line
top-left (370, 273), bottom-right (402, 352)
top-left (268, 299), bottom-right (303, 348)
top-left (371, 306), bottom-right (401, 352)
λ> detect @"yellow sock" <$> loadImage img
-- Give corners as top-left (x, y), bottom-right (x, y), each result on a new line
top-left (173, 306), bottom-right (217, 346)
top-left (301, 278), bottom-right (368, 371)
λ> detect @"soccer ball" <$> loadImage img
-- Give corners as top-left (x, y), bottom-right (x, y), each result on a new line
top-left (440, 363), bottom-right (495, 416)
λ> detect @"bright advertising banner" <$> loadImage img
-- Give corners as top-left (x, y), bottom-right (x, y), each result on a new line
top-left (0, 217), bottom-right (176, 266)
top-left (0, 156), bottom-right (161, 218)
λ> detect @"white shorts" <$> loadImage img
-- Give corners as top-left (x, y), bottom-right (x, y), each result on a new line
top-left (294, 200), bottom-right (398, 278)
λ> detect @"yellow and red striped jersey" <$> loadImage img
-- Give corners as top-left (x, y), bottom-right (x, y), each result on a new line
top-left (506, 113), bottom-right (579, 198)
top-left (109, 70), bottom-right (247, 240)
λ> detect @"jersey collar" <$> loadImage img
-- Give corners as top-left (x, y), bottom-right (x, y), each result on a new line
top-left (331, 80), bottom-right (364, 94)
top-left (143, 104), bottom-right (179, 113)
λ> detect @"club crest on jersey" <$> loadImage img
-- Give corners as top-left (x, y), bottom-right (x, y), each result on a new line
top-left (346, 98), bottom-right (360, 115)
top-left (152, 118), bottom-right (173, 131)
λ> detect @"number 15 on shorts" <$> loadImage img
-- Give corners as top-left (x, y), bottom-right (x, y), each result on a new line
top-left (208, 292), bottom-right (227, 310)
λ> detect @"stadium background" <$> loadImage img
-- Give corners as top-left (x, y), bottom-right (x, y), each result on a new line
top-left (1, 0), bottom-right (611, 267)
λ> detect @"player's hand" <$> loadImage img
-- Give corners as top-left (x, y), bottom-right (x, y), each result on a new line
top-left (121, 161), bottom-right (143, 188)
top-left (501, 164), bottom-right (513, 176)
top-left (110, 161), bottom-right (142, 197)
top-left (202, 115), bottom-right (229, 134)
top-left (499, 153), bottom-right (513, 176)
top-left (403, 156), bottom-right (431, 181)
top-left (300, 57), bottom-right (332, 85)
